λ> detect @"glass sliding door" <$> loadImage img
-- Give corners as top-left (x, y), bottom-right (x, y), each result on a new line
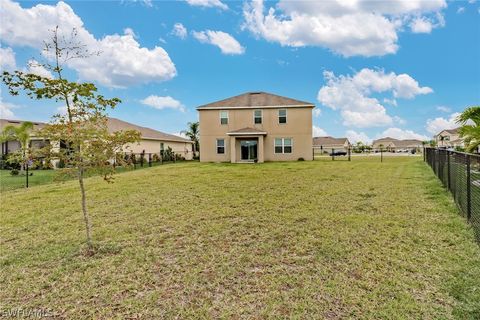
top-left (240, 140), bottom-right (258, 161)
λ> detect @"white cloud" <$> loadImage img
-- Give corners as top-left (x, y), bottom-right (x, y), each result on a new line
top-left (313, 108), bottom-right (321, 117)
top-left (0, 89), bottom-right (18, 119)
top-left (192, 30), bottom-right (245, 55)
top-left (312, 125), bottom-right (327, 137)
top-left (378, 127), bottom-right (429, 141)
top-left (185, 0), bottom-right (228, 10)
top-left (172, 23), bottom-right (187, 39)
top-left (436, 105), bottom-right (451, 113)
top-left (0, 46), bottom-right (16, 71)
top-left (426, 112), bottom-right (460, 134)
top-left (140, 95), bottom-right (185, 112)
top-left (0, 0), bottom-right (176, 88)
top-left (410, 17), bottom-right (434, 33)
top-left (346, 130), bottom-right (372, 144)
top-left (25, 60), bottom-right (53, 78)
top-left (317, 68), bottom-right (432, 128)
top-left (242, 0), bottom-right (446, 57)
top-left (457, 7), bottom-right (465, 14)
top-left (172, 131), bottom-right (188, 139)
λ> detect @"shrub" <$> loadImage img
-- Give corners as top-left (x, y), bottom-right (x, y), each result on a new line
top-left (10, 169), bottom-right (19, 176)
top-left (298, 157), bottom-right (305, 161)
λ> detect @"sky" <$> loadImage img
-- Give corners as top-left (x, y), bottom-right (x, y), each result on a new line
top-left (0, 0), bottom-right (479, 143)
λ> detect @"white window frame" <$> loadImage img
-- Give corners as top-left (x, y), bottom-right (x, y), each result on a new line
top-left (220, 111), bottom-right (229, 125)
top-left (274, 138), bottom-right (293, 154)
top-left (254, 109), bottom-right (262, 124)
top-left (278, 109), bottom-right (287, 124)
top-left (216, 138), bottom-right (225, 154)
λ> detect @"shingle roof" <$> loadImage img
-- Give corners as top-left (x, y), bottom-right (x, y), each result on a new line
top-left (0, 118), bottom-right (46, 136)
top-left (0, 118), bottom-right (191, 143)
top-left (106, 118), bottom-right (192, 143)
top-left (372, 137), bottom-right (423, 147)
top-left (437, 128), bottom-right (460, 135)
top-left (312, 136), bottom-right (349, 146)
top-left (227, 127), bottom-right (267, 135)
top-left (197, 91), bottom-right (315, 109)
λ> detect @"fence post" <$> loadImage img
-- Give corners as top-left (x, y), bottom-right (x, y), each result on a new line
top-left (148, 153), bottom-right (152, 167)
top-left (26, 163), bottom-right (29, 188)
top-left (380, 148), bottom-right (383, 163)
top-left (447, 151), bottom-right (451, 191)
top-left (466, 154), bottom-right (471, 221)
top-left (348, 147), bottom-right (351, 161)
top-left (332, 149), bottom-right (335, 161)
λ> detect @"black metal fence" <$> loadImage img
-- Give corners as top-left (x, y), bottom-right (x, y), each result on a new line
top-left (425, 148), bottom-right (480, 242)
top-left (314, 147), bottom-right (422, 161)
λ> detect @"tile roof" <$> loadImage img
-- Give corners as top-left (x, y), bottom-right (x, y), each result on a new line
top-left (197, 91), bottom-right (315, 109)
top-left (312, 136), bottom-right (349, 146)
top-left (0, 118), bottom-right (191, 143)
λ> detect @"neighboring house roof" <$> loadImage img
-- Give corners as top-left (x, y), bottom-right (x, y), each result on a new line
top-left (227, 127), bottom-right (267, 136)
top-left (312, 136), bottom-right (349, 147)
top-left (0, 118), bottom-right (191, 143)
top-left (372, 137), bottom-right (423, 147)
top-left (106, 118), bottom-right (192, 143)
top-left (0, 119), bottom-right (46, 137)
top-left (197, 91), bottom-right (315, 110)
top-left (435, 127), bottom-right (460, 137)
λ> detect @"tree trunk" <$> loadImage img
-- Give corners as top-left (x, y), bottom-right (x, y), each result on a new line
top-left (78, 167), bottom-right (92, 249)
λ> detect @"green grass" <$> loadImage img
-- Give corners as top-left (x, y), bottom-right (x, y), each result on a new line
top-left (1, 157), bottom-right (479, 318)
top-left (0, 170), bottom-right (57, 191)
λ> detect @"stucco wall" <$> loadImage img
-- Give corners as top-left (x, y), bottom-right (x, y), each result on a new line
top-left (199, 107), bottom-right (313, 162)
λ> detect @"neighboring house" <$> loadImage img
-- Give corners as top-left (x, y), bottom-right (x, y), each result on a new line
top-left (312, 136), bottom-right (350, 152)
top-left (434, 128), bottom-right (463, 148)
top-left (0, 118), bottom-right (194, 159)
top-left (0, 119), bottom-right (48, 155)
top-left (197, 91), bottom-right (314, 163)
top-left (372, 137), bottom-right (424, 151)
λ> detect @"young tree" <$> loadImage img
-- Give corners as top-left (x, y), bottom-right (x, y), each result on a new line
top-left (0, 121), bottom-right (34, 173)
top-left (456, 106), bottom-right (480, 153)
top-left (1, 27), bottom-right (141, 251)
top-left (181, 121), bottom-right (199, 156)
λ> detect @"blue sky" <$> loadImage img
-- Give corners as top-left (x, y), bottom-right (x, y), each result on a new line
top-left (0, 0), bottom-right (479, 143)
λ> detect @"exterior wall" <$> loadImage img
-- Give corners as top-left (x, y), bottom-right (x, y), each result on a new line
top-left (435, 131), bottom-right (462, 147)
top-left (199, 107), bottom-right (313, 162)
top-left (124, 139), bottom-right (194, 160)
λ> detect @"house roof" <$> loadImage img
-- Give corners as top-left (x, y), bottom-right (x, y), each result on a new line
top-left (372, 137), bottom-right (423, 147)
top-left (0, 118), bottom-right (47, 137)
top-left (0, 118), bottom-right (192, 143)
top-left (227, 127), bottom-right (267, 136)
top-left (197, 91), bottom-right (315, 110)
top-left (312, 136), bottom-right (349, 146)
top-left (436, 127), bottom-right (460, 136)
top-left (106, 118), bottom-right (192, 143)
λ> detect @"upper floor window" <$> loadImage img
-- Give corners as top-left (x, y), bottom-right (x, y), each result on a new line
top-left (220, 111), bottom-right (228, 125)
top-left (217, 139), bottom-right (225, 154)
top-left (274, 138), bottom-right (292, 154)
top-left (278, 109), bottom-right (287, 124)
top-left (254, 110), bottom-right (262, 124)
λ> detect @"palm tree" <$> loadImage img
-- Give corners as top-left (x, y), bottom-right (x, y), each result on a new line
top-left (456, 106), bottom-right (480, 153)
top-left (1, 121), bottom-right (34, 172)
top-left (181, 122), bottom-right (199, 156)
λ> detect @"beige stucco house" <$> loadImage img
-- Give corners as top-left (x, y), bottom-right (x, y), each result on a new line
top-left (372, 137), bottom-right (423, 151)
top-left (1, 117), bottom-right (194, 160)
top-left (197, 92), bottom-right (314, 163)
top-left (434, 128), bottom-right (463, 148)
top-left (313, 136), bottom-right (350, 153)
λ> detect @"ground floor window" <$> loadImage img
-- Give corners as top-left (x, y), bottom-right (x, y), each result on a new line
top-left (217, 139), bottom-right (225, 154)
top-left (274, 138), bottom-right (292, 154)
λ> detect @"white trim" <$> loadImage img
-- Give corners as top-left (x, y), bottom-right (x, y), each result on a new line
top-left (227, 131), bottom-right (267, 136)
top-left (216, 138), bottom-right (226, 154)
top-left (253, 109), bottom-right (262, 124)
top-left (219, 110), bottom-right (229, 125)
top-left (274, 137), bottom-right (293, 154)
top-left (198, 105), bottom-right (314, 110)
top-left (278, 109), bottom-right (287, 124)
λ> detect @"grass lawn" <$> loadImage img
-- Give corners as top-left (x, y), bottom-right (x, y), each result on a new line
top-left (1, 157), bottom-right (479, 318)
top-left (0, 170), bottom-right (57, 192)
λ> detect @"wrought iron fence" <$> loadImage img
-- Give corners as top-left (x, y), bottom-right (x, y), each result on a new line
top-left (425, 148), bottom-right (480, 242)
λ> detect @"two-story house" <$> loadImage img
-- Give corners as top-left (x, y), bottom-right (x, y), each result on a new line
top-left (434, 128), bottom-right (463, 148)
top-left (197, 92), bottom-right (314, 163)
